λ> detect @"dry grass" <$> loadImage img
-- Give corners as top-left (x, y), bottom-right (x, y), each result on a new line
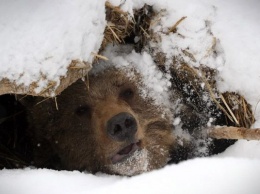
top-left (102, 3), bottom-right (154, 52)
top-left (222, 92), bottom-right (255, 128)
top-left (101, 2), bottom-right (134, 50)
top-left (102, 2), bottom-right (255, 129)
top-left (167, 16), bottom-right (187, 34)
top-left (170, 62), bottom-right (255, 128)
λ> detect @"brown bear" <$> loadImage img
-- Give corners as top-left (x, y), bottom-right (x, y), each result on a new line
top-left (19, 46), bottom-right (233, 176)
top-left (22, 65), bottom-right (179, 176)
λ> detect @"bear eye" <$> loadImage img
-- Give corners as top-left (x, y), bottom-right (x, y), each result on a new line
top-left (120, 88), bottom-right (134, 100)
top-left (75, 105), bottom-right (91, 116)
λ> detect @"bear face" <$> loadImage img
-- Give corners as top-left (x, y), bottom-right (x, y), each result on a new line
top-left (25, 67), bottom-right (176, 176)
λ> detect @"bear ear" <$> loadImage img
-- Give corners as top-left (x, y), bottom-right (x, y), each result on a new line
top-left (17, 95), bottom-right (44, 108)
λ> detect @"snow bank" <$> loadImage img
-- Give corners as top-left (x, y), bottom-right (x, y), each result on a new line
top-left (1, 158), bottom-right (260, 194)
top-left (1, 0), bottom-right (260, 193)
top-left (212, 0), bottom-right (260, 121)
top-left (0, 0), bottom-right (106, 96)
top-left (102, 158), bottom-right (260, 194)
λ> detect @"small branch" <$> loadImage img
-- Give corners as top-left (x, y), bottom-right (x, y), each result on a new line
top-left (208, 126), bottom-right (260, 141)
top-left (182, 49), bottom-right (196, 62)
top-left (84, 73), bottom-right (90, 91)
top-left (38, 82), bottom-right (56, 95)
top-left (220, 94), bottom-right (240, 125)
top-left (35, 97), bottom-right (52, 106)
top-left (199, 72), bottom-right (235, 123)
top-left (54, 97), bottom-right (59, 110)
top-left (167, 16), bottom-right (187, 34)
top-left (107, 24), bottom-right (122, 43)
top-left (91, 52), bottom-right (109, 61)
top-left (140, 26), bottom-right (150, 38)
top-left (69, 60), bottom-right (90, 69)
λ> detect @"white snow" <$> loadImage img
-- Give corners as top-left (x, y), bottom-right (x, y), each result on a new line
top-left (1, 0), bottom-right (260, 193)
top-left (212, 0), bottom-right (260, 121)
top-left (1, 158), bottom-right (260, 194)
top-left (109, 149), bottom-right (149, 176)
top-left (94, 44), bottom-right (172, 109)
top-left (0, 0), bottom-right (106, 93)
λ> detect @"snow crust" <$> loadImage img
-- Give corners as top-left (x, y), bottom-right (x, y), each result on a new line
top-left (0, 0), bottom-right (106, 93)
top-left (1, 0), bottom-right (260, 193)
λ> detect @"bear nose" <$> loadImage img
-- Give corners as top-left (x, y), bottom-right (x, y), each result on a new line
top-left (106, 112), bottom-right (137, 142)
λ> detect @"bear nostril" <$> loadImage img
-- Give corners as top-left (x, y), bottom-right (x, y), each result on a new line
top-left (125, 118), bottom-right (134, 128)
top-left (107, 112), bottom-right (137, 142)
top-left (113, 124), bottom-right (122, 135)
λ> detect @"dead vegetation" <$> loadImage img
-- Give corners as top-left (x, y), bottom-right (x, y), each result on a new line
top-left (101, 2), bottom-right (135, 50)
top-left (101, 2), bottom-right (256, 137)
top-left (208, 126), bottom-right (260, 140)
top-left (102, 2), bottom-right (154, 52)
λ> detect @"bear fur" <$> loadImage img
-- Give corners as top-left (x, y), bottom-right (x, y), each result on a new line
top-left (23, 66), bottom-right (179, 176)
top-left (20, 54), bottom-right (233, 176)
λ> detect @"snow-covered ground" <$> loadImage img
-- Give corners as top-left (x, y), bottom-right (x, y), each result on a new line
top-left (1, 0), bottom-right (260, 193)
top-left (0, 0), bottom-right (105, 94)
top-left (1, 158), bottom-right (260, 194)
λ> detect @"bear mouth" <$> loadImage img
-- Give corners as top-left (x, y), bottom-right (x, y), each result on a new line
top-left (111, 141), bottom-right (141, 164)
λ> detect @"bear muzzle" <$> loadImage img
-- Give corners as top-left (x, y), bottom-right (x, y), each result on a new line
top-left (106, 112), bottom-right (143, 164)
top-left (106, 112), bottom-right (137, 142)
top-left (110, 140), bottom-right (142, 164)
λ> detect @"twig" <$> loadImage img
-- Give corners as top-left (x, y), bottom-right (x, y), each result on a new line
top-left (107, 24), bottom-right (122, 43)
top-left (140, 26), bottom-right (150, 38)
top-left (54, 97), bottom-right (59, 110)
top-left (83, 73), bottom-right (90, 91)
top-left (35, 97), bottom-right (52, 106)
top-left (69, 60), bottom-right (89, 69)
top-left (199, 71), bottom-right (235, 123)
top-left (220, 94), bottom-right (240, 125)
top-left (91, 52), bottom-right (109, 61)
top-left (18, 95), bottom-right (28, 101)
top-left (38, 82), bottom-right (56, 95)
top-left (208, 126), bottom-right (260, 140)
top-left (182, 50), bottom-right (197, 62)
top-left (168, 16), bottom-right (187, 34)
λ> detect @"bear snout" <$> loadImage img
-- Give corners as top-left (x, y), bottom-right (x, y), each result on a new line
top-left (106, 112), bottom-right (137, 142)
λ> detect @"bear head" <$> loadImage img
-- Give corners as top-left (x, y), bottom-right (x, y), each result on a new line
top-left (23, 67), bottom-right (176, 176)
